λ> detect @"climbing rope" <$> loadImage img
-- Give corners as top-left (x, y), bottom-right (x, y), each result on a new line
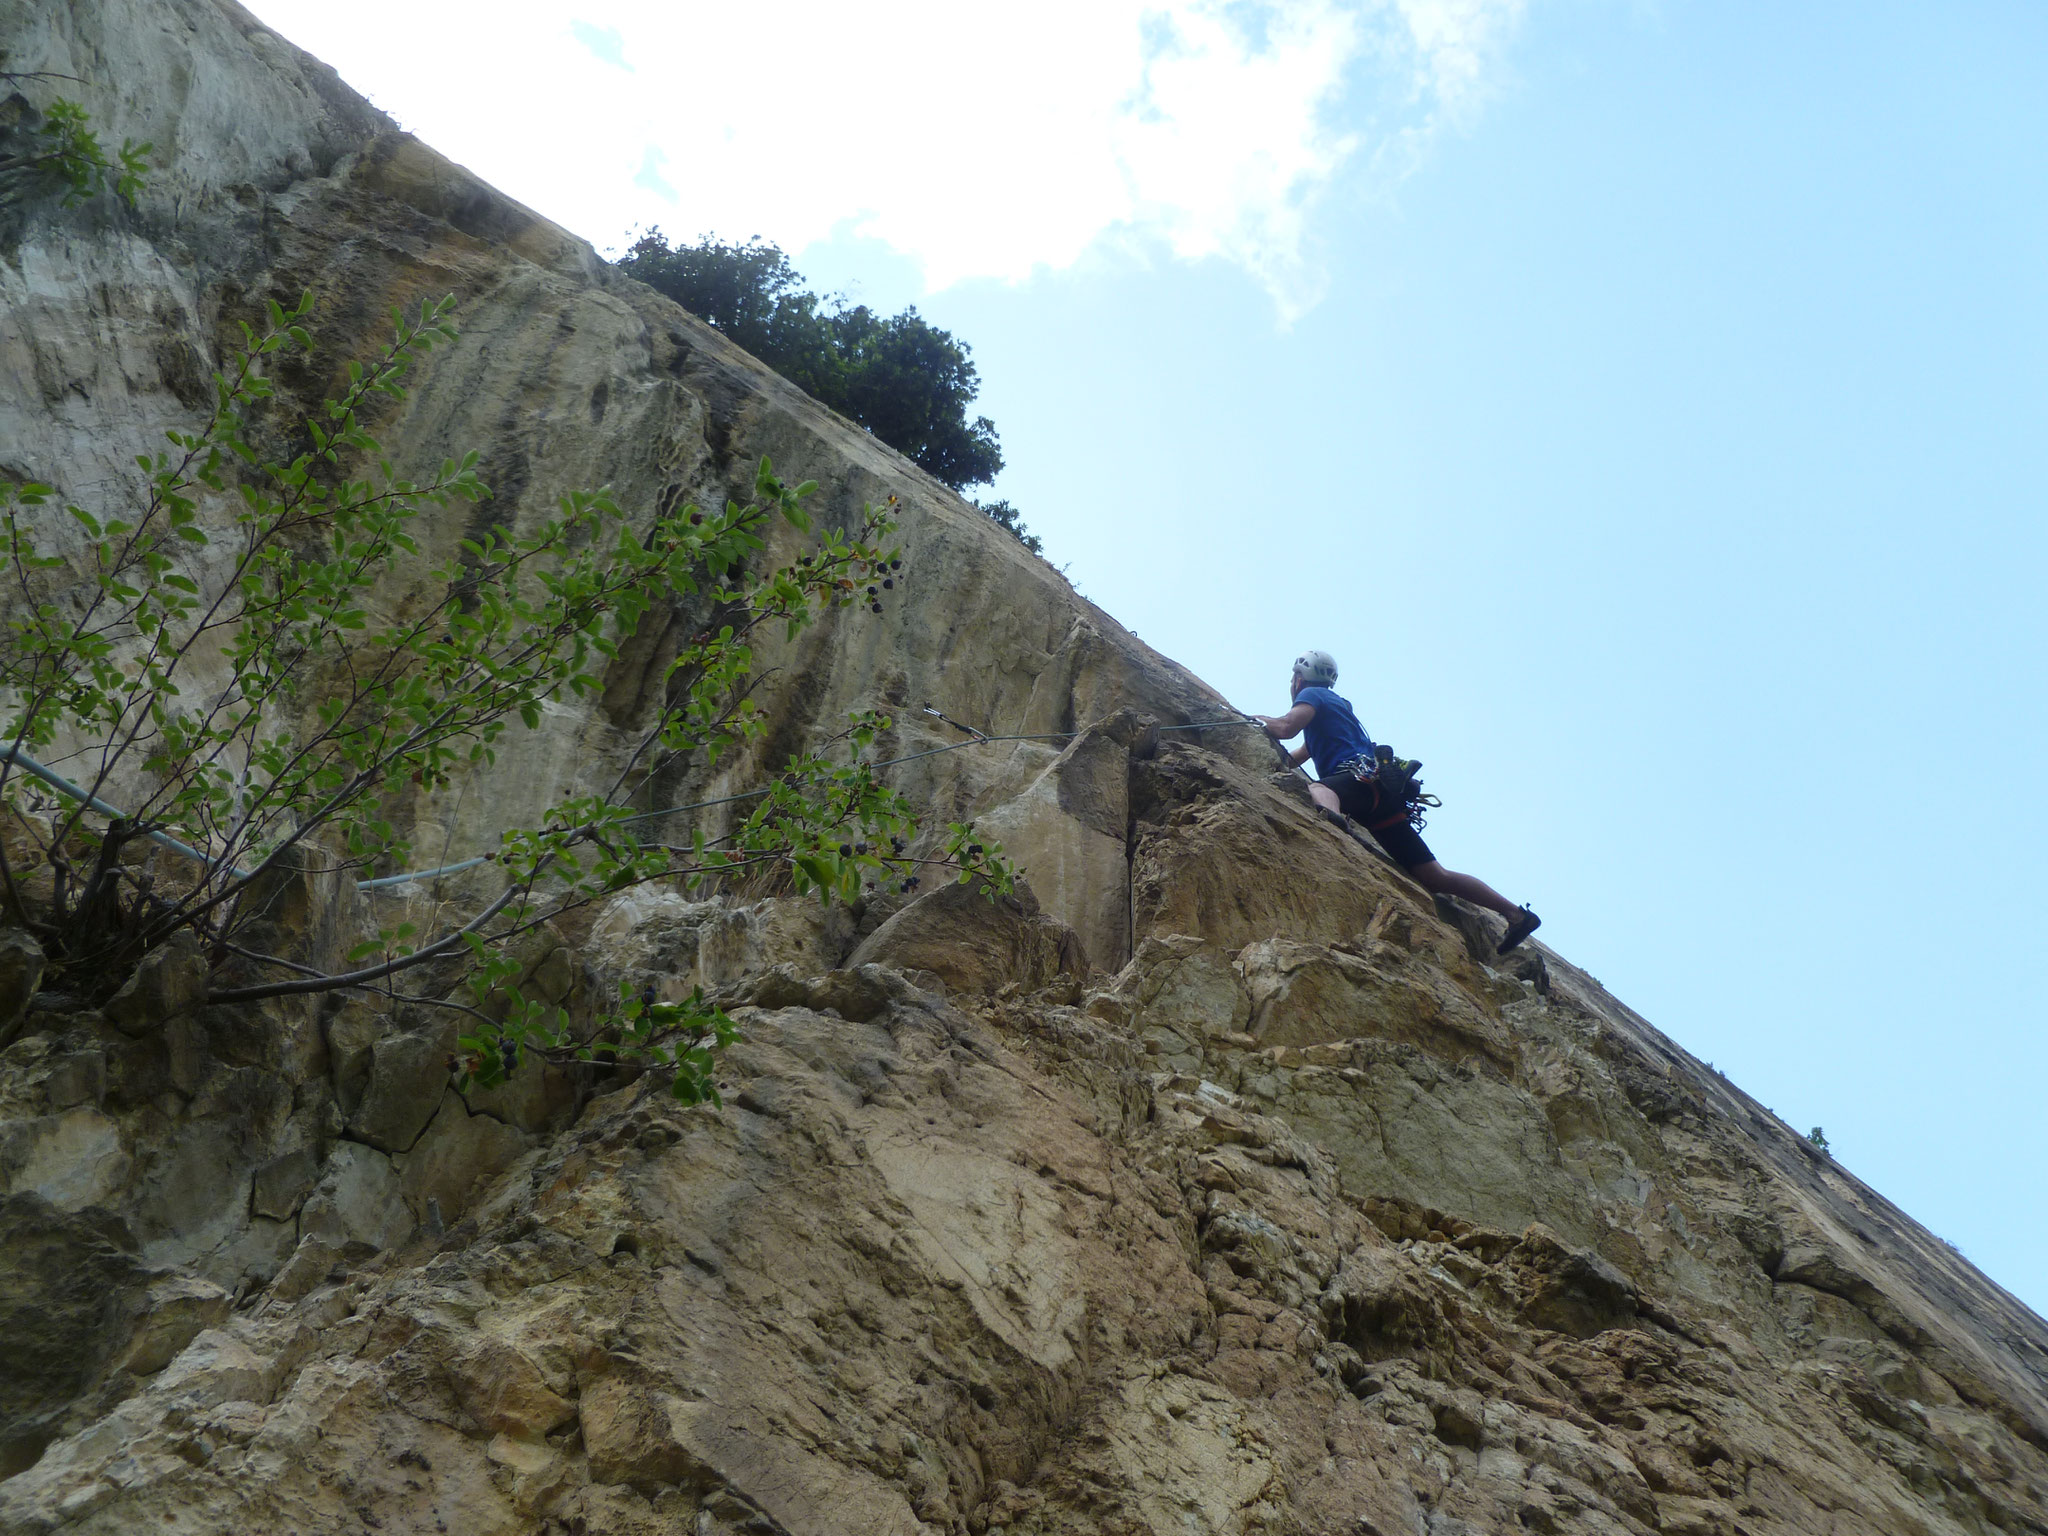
top-left (0, 745), bottom-right (246, 878)
top-left (1, 714), bottom-right (1266, 893)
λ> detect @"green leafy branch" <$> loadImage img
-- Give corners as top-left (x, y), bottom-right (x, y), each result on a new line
top-left (0, 86), bottom-right (150, 208)
top-left (1, 289), bottom-right (1014, 1103)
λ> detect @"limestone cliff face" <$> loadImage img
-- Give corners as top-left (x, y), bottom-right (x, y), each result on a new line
top-left (5, 4), bottom-right (2048, 1533)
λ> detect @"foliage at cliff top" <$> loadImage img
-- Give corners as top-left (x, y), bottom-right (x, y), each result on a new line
top-left (974, 497), bottom-right (1042, 555)
top-left (618, 233), bottom-right (1017, 503)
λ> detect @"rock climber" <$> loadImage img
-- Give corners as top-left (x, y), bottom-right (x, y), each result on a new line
top-left (1254, 649), bottom-right (1541, 955)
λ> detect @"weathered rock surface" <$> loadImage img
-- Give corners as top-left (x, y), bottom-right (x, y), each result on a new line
top-left (848, 878), bottom-right (1088, 996)
top-left (102, 930), bottom-right (208, 1036)
top-left (5, 2), bottom-right (2048, 1533)
top-left (0, 928), bottom-right (45, 1047)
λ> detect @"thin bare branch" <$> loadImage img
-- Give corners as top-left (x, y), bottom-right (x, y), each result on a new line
top-left (209, 882), bottom-right (519, 1003)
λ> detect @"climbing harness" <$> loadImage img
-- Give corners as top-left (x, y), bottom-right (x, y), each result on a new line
top-left (1337, 743), bottom-right (1442, 832)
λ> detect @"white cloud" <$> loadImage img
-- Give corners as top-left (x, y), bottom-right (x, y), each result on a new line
top-left (243, 0), bottom-right (1525, 317)
top-left (1397, 0), bottom-right (1527, 121)
top-left (567, 19), bottom-right (630, 70)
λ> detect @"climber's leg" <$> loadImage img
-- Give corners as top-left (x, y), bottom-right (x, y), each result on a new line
top-left (1408, 861), bottom-right (1520, 921)
top-left (1327, 777), bottom-right (1539, 943)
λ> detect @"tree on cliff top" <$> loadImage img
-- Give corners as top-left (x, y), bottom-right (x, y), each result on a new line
top-left (618, 233), bottom-right (1007, 495)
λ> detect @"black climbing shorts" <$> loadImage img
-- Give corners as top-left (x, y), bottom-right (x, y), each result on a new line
top-left (1330, 772), bottom-right (1435, 870)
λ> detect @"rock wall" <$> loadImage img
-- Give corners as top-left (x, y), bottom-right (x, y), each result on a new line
top-left (5, 3), bottom-right (2048, 1532)
top-left (1, 0), bottom-right (1266, 958)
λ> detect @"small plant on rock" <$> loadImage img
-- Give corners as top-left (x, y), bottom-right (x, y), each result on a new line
top-left (0, 78), bottom-right (151, 209)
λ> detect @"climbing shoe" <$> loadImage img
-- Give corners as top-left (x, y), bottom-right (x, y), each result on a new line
top-left (1497, 907), bottom-right (1542, 955)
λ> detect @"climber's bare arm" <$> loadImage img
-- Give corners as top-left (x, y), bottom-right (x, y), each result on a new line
top-left (1257, 703), bottom-right (1316, 741)
top-left (1287, 743), bottom-right (1311, 768)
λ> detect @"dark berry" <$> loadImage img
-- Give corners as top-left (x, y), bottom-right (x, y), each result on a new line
top-left (838, 843), bottom-right (852, 857)
top-left (882, 578), bottom-right (894, 589)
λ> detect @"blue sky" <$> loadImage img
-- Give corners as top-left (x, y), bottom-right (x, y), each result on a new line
top-left (251, 0), bottom-right (2048, 1313)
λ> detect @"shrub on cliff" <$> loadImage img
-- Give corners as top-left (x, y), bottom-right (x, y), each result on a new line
top-left (618, 233), bottom-right (1007, 495)
top-left (0, 290), bottom-right (1011, 1102)
top-left (973, 498), bottom-right (1042, 554)
top-left (0, 79), bottom-right (150, 210)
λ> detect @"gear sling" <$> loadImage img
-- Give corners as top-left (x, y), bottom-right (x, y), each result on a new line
top-left (1337, 745), bottom-right (1441, 832)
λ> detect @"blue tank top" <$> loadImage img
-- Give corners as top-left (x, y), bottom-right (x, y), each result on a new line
top-left (1295, 686), bottom-right (1374, 780)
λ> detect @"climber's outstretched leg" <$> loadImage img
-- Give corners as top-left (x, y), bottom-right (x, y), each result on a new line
top-left (1407, 860), bottom-right (1517, 919)
top-left (1402, 861), bottom-right (1540, 952)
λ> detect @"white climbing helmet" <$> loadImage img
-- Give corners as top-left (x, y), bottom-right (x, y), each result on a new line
top-left (1292, 649), bottom-right (1338, 687)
